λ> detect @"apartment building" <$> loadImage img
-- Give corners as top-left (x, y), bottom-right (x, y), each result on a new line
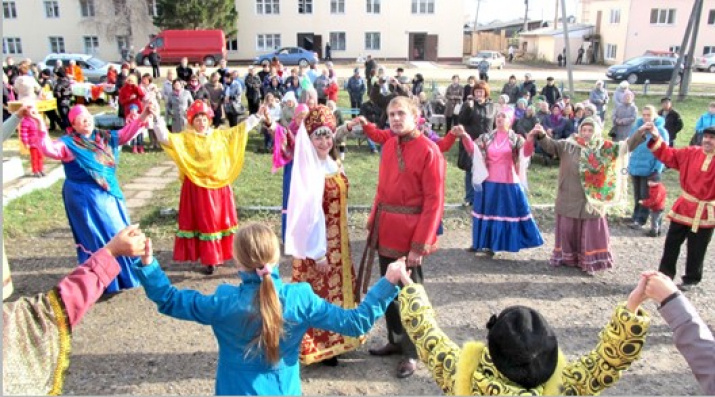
top-left (580, 0), bottom-right (715, 64)
top-left (232, 0), bottom-right (464, 62)
top-left (2, 0), bottom-right (158, 63)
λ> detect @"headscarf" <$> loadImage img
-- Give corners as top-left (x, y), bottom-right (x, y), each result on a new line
top-left (284, 106), bottom-right (336, 260)
top-left (565, 117), bottom-right (629, 216)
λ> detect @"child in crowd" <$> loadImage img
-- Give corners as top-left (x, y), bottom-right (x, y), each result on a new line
top-left (325, 77), bottom-right (339, 103)
top-left (134, 222), bottom-right (405, 396)
top-left (397, 269), bottom-right (651, 395)
top-left (125, 104), bottom-right (145, 154)
top-left (639, 173), bottom-right (667, 237)
top-left (19, 109), bottom-right (45, 177)
top-left (260, 93), bottom-right (282, 152)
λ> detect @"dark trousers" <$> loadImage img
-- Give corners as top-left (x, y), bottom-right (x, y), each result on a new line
top-left (45, 109), bottom-right (61, 130)
top-left (379, 255), bottom-right (423, 359)
top-left (152, 64), bottom-right (160, 78)
top-left (350, 97), bottom-right (362, 113)
top-left (248, 99), bottom-right (261, 115)
top-left (226, 112), bottom-right (239, 127)
top-left (631, 175), bottom-right (650, 225)
top-left (650, 210), bottom-right (664, 232)
top-left (57, 102), bottom-right (70, 130)
top-left (212, 108), bottom-right (223, 128)
top-left (464, 169), bottom-right (474, 203)
top-left (659, 222), bottom-right (714, 284)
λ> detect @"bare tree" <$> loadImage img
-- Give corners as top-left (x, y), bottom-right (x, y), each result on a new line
top-left (87, 0), bottom-right (155, 55)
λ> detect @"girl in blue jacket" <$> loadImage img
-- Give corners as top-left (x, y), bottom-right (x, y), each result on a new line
top-left (134, 223), bottom-right (404, 395)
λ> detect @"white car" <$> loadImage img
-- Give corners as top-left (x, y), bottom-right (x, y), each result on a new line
top-left (38, 53), bottom-right (120, 83)
top-left (466, 51), bottom-right (506, 69)
top-left (695, 53), bottom-right (715, 73)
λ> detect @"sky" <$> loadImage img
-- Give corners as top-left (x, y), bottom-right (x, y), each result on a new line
top-left (463, 0), bottom-right (580, 26)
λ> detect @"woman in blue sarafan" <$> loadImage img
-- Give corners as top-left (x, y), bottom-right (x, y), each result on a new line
top-left (37, 104), bottom-right (156, 293)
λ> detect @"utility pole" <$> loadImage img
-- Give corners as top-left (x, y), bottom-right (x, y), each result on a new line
top-left (523, 0), bottom-right (529, 32)
top-left (560, 0), bottom-right (574, 96)
top-left (679, 0), bottom-right (704, 101)
top-left (667, 0), bottom-right (699, 98)
top-left (473, 0), bottom-right (481, 32)
top-left (554, 0), bottom-right (559, 28)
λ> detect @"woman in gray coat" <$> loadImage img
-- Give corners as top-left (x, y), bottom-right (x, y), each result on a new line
top-left (166, 79), bottom-right (193, 133)
top-left (611, 91), bottom-right (638, 141)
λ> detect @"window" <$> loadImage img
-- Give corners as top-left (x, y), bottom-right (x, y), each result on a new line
top-left (3, 1), bottom-right (17, 19)
top-left (49, 36), bottom-right (66, 53)
top-left (227, 37), bottom-right (238, 52)
top-left (256, 0), bottom-right (279, 14)
top-left (609, 8), bottom-right (620, 24)
top-left (704, 46), bottom-right (715, 55)
top-left (83, 36), bottom-right (100, 55)
top-left (365, 32), bottom-right (380, 50)
top-left (79, 0), bottom-right (95, 17)
top-left (116, 36), bottom-right (129, 53)
top-left (146, 0), bottom-right (161, 17)
top-left (44, 0), bottom-right (60, 18)
top-left (113, 0), bottom-right (126, 13)
top-left (366, 0), bottom-right (380, 14)
top-left (708, 9), bottom-right (715, 25)
top-left (605, 44), bottom-right (617, 60)
top-left (329, 32), bottom-right (346, 51)
top-left (256, 34), bottom-right (280, 51)
top-left (411, 0), bottom-right (434, 14)
top-left (3, 38), bottom-right (22, 55)
top-left (669, 45), bottom-right (680, 54)
top-left (298, 0), bottom-right (312, 14)
top-left (650, 8), bottom-right (676, 25)
top-left (331, 0), bottom-right (344, 14)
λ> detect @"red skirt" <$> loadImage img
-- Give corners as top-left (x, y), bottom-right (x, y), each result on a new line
top-left (173, 178), bottom-right (238, 266)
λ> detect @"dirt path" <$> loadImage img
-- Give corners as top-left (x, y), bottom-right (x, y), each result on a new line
top-left (5, 212), bottom-right (712, 395)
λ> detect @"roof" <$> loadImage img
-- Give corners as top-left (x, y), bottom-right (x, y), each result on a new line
top-left (520, 23), bottom-right (594, 37)
top-left (474, 18), bottom-right (543, 32)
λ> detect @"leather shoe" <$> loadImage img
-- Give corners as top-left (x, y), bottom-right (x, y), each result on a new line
top-left (368, 343), bottom-right (402, 356)
top-left (677, 282), bottom-right (698, 292)
top-left (396, 358), bottom-right (417, 378)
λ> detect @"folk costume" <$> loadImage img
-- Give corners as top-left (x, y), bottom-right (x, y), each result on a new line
top-left (398, 284), bottom-right (650, 395)
top-left (647, 131), bottom-right (715, 287)
top-left (464, 124), bottom-right (544, 253)
top-left (537, 118), bottom-right (633, 273)
top-left (3, 248), bottom-right (121, 395)
top-left (37, 105), bottom-right (146, 292)
top-left (357, 119), bottom-right (446, 365)
top-left (283, 106), bottom-right (362, 364)
top-left (156, 101), bottom-right (260, 269)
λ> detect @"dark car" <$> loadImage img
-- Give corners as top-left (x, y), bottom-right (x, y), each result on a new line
top-left (606, 56), bottom-right (682, 84)
top-left (253, 47), bottom-right (318, 67)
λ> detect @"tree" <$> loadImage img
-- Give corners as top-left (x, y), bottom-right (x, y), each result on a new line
top-left (87, 0), bottom-right (155, 58)
top-left (153, 0), bottom-right (238, 36)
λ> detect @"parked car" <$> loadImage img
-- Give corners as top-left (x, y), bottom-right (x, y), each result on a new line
top-left (466, 51), bottom-right (505, 69)
top-left (136, 30), bottom-right (226, 67)
top-left (38, 53), bottom-right (119, 83)
top-left (695, 53), bottom-right (715, 73)
top-left (606, 56), bottom-right (682, 84)
top-left (643, 50), bottom-right (678, 58)
top-left (254, 47), bottom-right (318, 67)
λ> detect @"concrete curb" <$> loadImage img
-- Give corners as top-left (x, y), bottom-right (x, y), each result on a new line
top-left (3, 166), bottom-right (66, 207)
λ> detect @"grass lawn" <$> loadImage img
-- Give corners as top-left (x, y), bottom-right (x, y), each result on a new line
top-left (3, 89), bottom-right (711, 238)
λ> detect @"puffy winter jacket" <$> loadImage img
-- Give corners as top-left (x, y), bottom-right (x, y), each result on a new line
top-left (628, 116), bottom-right (669, 177)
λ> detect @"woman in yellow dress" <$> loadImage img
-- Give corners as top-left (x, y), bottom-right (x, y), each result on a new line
top-left (154, 100), bottom-right (262, 274)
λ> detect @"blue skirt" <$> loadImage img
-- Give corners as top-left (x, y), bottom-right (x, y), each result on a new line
top-left (63, 179), bottom-right (140, 293)
top-left (472, 181), bottom-right (544, 252)
top-left (281, 161), bottom-right (293, 242)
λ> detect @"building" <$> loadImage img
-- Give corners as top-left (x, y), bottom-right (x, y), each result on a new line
top-left (520, 24), bottom-right (594, 63)
top-left (463, 19), bottom-right (545, 55)
top-left (233, 0), bottom-right (464, 62)
top-left (2, 0), bottom-right (159, 63)
top-left (580, 0), bottom-right (715, 64)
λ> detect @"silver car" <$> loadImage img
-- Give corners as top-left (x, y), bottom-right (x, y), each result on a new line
top-left (695, 53), bottom-right (715, 73)
top-left (38, 53), bottom-right (120, 83)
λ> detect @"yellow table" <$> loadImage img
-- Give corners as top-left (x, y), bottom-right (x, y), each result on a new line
top-left (8, 99), bottom-right (57, 113)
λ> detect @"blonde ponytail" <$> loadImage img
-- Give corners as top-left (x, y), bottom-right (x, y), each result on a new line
top-left (234, 223), bottom-right (284, 364)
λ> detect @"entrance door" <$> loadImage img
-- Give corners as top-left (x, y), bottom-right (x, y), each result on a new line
top-left (297, 33), bottom-right (315, 52)
top-left (425, 34), bottom-right (438, 61)
top-left (314, 35), bottom-right (323, 59)
top-left (409, 33), bottom-right (427, 60)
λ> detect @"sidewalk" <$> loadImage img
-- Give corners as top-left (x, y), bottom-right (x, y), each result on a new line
top-left (121, 160), bottom-right (178, 217)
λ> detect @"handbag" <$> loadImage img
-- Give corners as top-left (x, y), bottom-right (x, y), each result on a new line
top-left (224, 101), bottom-right (245, 116)
top-left (608, 125), bottom-right (617, 138)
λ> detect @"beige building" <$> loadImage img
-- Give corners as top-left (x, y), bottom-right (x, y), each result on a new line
top-left (580, 0), bottom-right (715, 64)
top-left (2, 0), bottom-right (158, 63)
top-left (232, 0), bottom-right (464, 62)
top-left (520, 24), bottom-right (594, 63)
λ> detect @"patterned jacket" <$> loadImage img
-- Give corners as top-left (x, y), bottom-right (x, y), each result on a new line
top-left (399, 284), bottom-right (650, 395)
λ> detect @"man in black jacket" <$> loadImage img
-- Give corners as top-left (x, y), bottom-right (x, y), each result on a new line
top-left (658, 97), bottom-right (684, 147)
top-left (176, 58), bottom-right (192, 83)
top-left (520, 73), bottom-right (537, 104)
top-left (244, 65), bottom-right (263, 115)
top-left (540, 77), bottom-right (561, 107)
top-left (148, 47), bottom-right (161, 78)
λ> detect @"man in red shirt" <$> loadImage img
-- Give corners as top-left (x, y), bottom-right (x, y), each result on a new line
top-left (355, 96), bottom-right (446, 378)
top-left (642, 126), bottom-right (715, 291)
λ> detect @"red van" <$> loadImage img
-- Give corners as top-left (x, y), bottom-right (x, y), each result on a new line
top-left (136, 30), bottom-right (227, 67)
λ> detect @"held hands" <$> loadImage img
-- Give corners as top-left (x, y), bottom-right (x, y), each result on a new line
top-left (643, 272), bottom-right (679, 304)
top-left (384, 257), bottom-right (412, 285)
top-left (450, 125), bottom-right (466, 138)
top-left (105, 225), bottom-right (147, 258)
top-left (528, 123), bottom-right (544, 138)
top-left (407, 250), bottom-right (423, 268)
top-left (354, 116), bottom-right (369, 126)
